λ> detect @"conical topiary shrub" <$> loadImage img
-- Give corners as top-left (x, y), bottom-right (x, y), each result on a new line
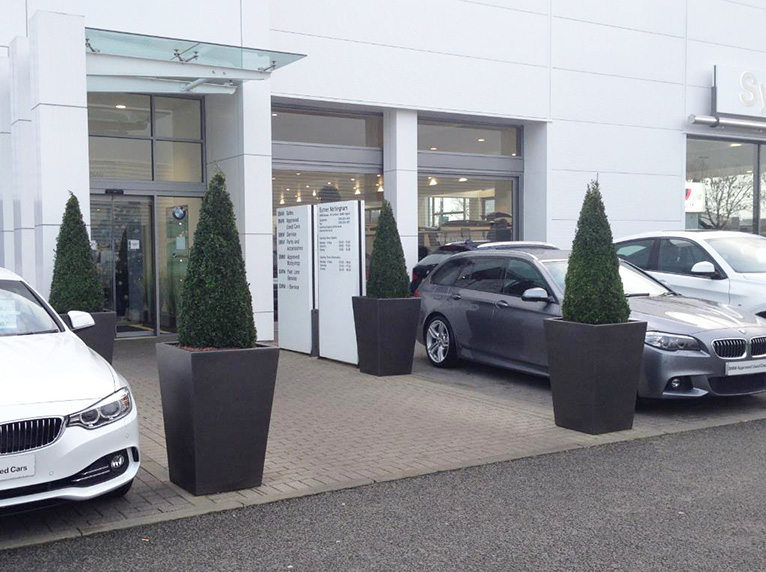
top-left (49, 193), bottom-right (103, 313)
top-left (177, 171), bottom-right (257, 349)
top-left (562, 179), bottom-right (630, 324)
top-left (366, 200), bottom-right (410, 299)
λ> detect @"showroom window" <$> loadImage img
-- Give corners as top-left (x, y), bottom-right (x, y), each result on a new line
top-left (417, 119), bottom-right (522, 256)
top-left (88, 93), bottom-right (204, 183)
top-left (272, 108), bottom-right (383, 147)
top-left (686, 138), bottom-right (757, 234)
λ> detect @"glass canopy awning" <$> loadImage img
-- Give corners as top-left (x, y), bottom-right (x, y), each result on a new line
top-left (84, 28), bottom-right (306, 94)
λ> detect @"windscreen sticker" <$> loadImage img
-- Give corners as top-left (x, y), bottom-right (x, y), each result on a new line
top-left (0, 300), bottom-right (18, 330)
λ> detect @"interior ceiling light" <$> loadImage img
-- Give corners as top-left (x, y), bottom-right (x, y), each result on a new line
top-left (511, 153), bottom-right (516, 156)
top-left (296, 194), bottom-right (302, 203)
top-left (458, 177), bottom-right (468, 182)
top-left (730, 143), bottom-right (743, 147)
top-left (430, 147), bottom-right (438, 151)
top-left (272, 112), bottom-right (278, 117)
top-left (115, 104), bottom-right (126, 109)
top-left (354, 188), bottom-right (361, 195)
top-left (377, 185), bottom-right (384, 193)
top-left (477, 138), bottom-right (486, 142)
top-left (429, 178), bottom-right (438, 186)
top-left (312, 189), bottom-right (317, 197)
top-left (279, 194), bottom-right (285, 205)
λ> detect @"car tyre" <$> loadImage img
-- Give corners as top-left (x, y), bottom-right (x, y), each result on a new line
top-left (424, 316), bottom-right (459, 368)
top-left (103, 479), bottom-right (133, 500)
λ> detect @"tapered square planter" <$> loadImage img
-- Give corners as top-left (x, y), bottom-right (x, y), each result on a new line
top-left (544, 319), bottom-right (647, 435)
top-left (352, 297), bottom-right (422, 376)
top-left (156, 342), bottom-right (279, 496)
top-left (60, 311), bottom-right (117, 364)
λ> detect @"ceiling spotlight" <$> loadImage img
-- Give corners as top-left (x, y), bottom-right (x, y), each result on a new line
top-left (297, 194), bottom-right (302, 203)
top-left (458, 177), bottom-right (468, 182)
top-left (327, 181), bottom-right (332, 185)
top-left (306, 184), bottom-right (310, 188)
top-left (430, 147), bottom-right (438, 151)
top-left (429, 178), bottom-right (438, 186)
top-left (377, 185), bottom-right (384, 193)
top-left (477, 138), bottom-right (486, 142)
top-left (377, 174), bottom-right (381, 178)
top-left (354, 188), bottom-right (361, 195)
top-left (296, 172), bottom-right (301, 176)
top-left (312, 189), bottom-right (317, 197)
top-left (730, 143), bottom-right (743, 147)
top-left (279, 194), bottom-right (285, 205)
top-left (511, 153), bottom-right (516, 156)
top-left (115, 104), bottom-right (126, 109)
top-left (272, 112), bottom-right (278, 117)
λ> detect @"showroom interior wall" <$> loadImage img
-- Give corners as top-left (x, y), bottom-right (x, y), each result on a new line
top-left (3, 0), bottom-right (766, 335)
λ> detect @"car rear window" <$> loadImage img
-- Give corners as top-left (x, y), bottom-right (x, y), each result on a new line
top-left (417, 253), bottom-right (453, 267)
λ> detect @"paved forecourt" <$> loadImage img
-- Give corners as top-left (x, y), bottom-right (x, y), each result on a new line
top-left (2, 337), bottom-right (766, 549)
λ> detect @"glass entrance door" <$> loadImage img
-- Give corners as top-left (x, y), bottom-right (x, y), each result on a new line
top-left (91, 195), bottom-right (156, 335)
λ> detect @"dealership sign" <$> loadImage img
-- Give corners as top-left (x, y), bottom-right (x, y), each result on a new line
top-left (715, 65), bottom-right (766, 118)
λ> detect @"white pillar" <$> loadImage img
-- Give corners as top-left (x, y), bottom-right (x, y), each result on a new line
top-left (28, 11), bottom-right (89, 298)
top-left (523, 122), bottom-right (549, 242)
top-left (9, 37), bottom-right (36, 284)
top-left (383, 109), bottom-right (419, 274)
top-left (0, 52), bottom-right (13, 270)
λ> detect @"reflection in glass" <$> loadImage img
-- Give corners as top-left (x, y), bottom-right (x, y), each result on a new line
top-left (417, 176), bottom-right (514, 255)
top-left (89, 137), bottom-right (152, 180)
top-left (156, 141), bottom-right (203, 183)
top-left (418, 121), bottom-right (518, 156)
top-left (272, 109), bottom-right (383, 147)
top-left (155, 97), bottom-right (202, 140)
top-left (686, 138), bottom-right (755, 233)
top-left (88, 93), bottom-right (151, 136)
top-left (157, 197), bottom-right (201, 333)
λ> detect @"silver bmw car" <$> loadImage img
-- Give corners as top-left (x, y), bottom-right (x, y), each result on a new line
top-left (416, 249), bottom-right (766, 399)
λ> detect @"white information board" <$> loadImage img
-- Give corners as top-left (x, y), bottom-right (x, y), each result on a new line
top-left (276, 205), bottom-right (315, 354)
top-left (316, 200), bottom-right (365, 364)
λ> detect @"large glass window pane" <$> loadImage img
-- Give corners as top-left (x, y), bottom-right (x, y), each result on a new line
top-left (155, 97), bottom-right (202, 140)
top-left (272, 109), bottom-right (383, 147)
top-left (686, 138), bottom-right (755, 233)
top-left (418, 175), bottom-right (514, 254)
top-left (418, 121), bottom-right (518, 156)
top-left (155, 141), bottom-right (203, 183)
top-left (89, 136), bottom-right (152, 180)
top-left (157, 197), bottom-right (202, 333)
top-left (88, 93), bottom-right (151, 136)
top-left (760, 146), bottom-right (766, 236)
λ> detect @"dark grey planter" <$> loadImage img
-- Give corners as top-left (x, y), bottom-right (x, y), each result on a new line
top-left (352, 297), bottom-right (422, 376)
top-left (156, 342), bottom-right (279, 496)
top-left (544, 319), bottom-right (647, 435)
top-left (60, 311), bottom-right (116, 364)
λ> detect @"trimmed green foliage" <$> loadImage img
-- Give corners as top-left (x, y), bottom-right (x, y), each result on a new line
top-left (177, 172), bottom-right (257, 348)
top-left (49, 193), bottom-right (104, 313)
top-left (367, 200), bottom-right (410, 299)
top-left (562, 180), bottom-right (630, 325)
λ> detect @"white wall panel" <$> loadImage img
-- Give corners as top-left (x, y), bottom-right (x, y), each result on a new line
top-left (552, 69), bottom-right (685, 130)
top-left (689, 0), bottom-right (766, 53)
top-left (28, 0), bottom-right (243, 46)
top-left (549, 122), bottom-right (686, 176)
top-left (686, 40), bottom-right (766, 88)
top-left (552, 0), bottom-right (685, 37)
top-left (271, 0), bottom-right (548, 67)
top-left (552, 18), bottom-right (685, 84)
top-left (270, 33), bottom-right (549, 120)
top-left (455, 0), bottom-right (548, 15)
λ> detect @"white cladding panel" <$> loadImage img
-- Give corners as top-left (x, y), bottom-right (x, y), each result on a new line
top-left (552, 0), bottom-right (686, 37)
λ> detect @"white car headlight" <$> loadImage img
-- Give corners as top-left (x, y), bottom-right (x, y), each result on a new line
top-left (68, 387), bottom-right (133, 429)
top-left (645, 331), bottom-right (701, 352)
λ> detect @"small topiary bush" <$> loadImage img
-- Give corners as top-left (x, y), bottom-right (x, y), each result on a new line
top-left (562, 179), bottom-right (630, 325)
top-left (367, 200), bottom-right (410, 299)
top-left (177, 171), bottom-right (257, 349)
top-left (49, 193), bottom-right (104, 313)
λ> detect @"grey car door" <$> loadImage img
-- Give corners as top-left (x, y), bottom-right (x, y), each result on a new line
top-left (492, 258), bottom-right (560, 368)
top-left (449, 257), bottom-right (505, 358)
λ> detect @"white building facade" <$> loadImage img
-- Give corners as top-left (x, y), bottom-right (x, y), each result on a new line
top-left (1, 0), bottom-right (765, 339)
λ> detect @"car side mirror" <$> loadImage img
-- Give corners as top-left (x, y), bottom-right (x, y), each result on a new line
top-left (67, 310), bottom-right (95, 331)
top-left (521, 287), bottom-right (551, 303)
top-left (690, 261), bottom-right (717, 277)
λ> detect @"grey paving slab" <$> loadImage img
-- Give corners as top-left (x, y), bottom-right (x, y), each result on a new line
top-left (2, 337), bottom-right (766, 550)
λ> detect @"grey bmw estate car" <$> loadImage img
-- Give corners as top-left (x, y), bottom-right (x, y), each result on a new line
top-left (417, 249), bottom-right (766, 399)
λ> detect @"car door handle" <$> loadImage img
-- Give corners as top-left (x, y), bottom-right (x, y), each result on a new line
top-left (495, 300), bottom-right (509, 308)
top-left (451, 294), bottom-right (462, 300)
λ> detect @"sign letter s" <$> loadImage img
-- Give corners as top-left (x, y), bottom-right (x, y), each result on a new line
top-left (740, 71), bottom-right (758, 106)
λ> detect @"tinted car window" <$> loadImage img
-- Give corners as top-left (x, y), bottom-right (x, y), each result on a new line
top-left (616, 239), bottom-right (654, 269)
top-left (453, 258), bottom-right (504, 293)
top-left (417, 253), bottom-right (453, 268)
top-left (657, 238), bottom-right (713, 275)
top-left (502, 259), bottom-right (549, 297)
top-left (430, 259), bottom-right (465, 286)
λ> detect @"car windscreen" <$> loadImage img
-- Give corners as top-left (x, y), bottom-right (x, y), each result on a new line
top-left (0, 280), bottom-right (60, 337)
top-left (707, 236), bottom-right (766, 273)
top-left (417, 253), bottom-right (454, 268)
top-left (542, 261), bottom-right (669, 297)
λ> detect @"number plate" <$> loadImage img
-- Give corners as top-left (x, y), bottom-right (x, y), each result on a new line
top-left (0, 454), bottom-right (35, 482)
top-left (725, 359), bottom-right (766, 376)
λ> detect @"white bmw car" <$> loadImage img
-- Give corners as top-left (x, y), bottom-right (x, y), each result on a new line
top-left (0, 267), bottom-right (139, 509)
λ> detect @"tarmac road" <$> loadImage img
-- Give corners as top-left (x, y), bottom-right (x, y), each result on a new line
top-left (3, 419), bottom-right (766, 571)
